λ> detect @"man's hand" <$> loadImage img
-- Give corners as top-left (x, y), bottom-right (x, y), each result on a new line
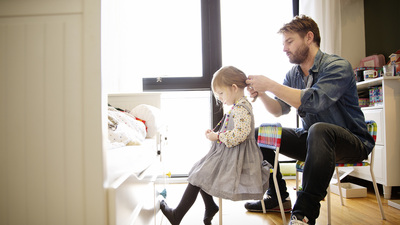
top-left (247, 75), bottom-right (302, 109)
top-left (246, 75), bottom-right (277, 93)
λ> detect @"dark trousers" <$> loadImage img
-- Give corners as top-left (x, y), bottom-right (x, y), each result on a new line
top-left (256, 122), bottom-right (368, 223)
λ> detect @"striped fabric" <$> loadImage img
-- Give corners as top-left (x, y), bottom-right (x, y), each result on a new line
top-left (257, 123), bottom-right (282, 149)
top-left (366, 120), bottom-right (377, 142)
top-left (296, 161), bottom-right (370, 171)
top-left (296, 161), bottom-right (305, 171)
top-left (296, 120), bottom-right (377, 171)
top-left (257, 123), bottom-right (283, 174)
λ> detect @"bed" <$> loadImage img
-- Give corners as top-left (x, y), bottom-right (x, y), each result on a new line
top-left (105, 93), bottom-right (166, 225)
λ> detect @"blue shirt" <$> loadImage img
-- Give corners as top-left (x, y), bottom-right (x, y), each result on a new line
top-left (277, 50), bottom-right (375, 154)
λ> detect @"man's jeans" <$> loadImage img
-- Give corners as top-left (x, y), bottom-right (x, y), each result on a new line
top-left (257, 122), bottom-right (368, 222)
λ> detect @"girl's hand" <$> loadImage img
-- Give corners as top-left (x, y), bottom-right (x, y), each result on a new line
top-left (205, 129), bottom-right (219, 141)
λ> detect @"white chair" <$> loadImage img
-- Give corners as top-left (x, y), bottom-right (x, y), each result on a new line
top-left (256, 123), bottom-right (287, 224)
top-left (295, 120), bottom-right (385, 224)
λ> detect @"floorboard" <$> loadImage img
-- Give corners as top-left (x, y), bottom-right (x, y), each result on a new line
top-left (157, 179), bottom-right (400, 225)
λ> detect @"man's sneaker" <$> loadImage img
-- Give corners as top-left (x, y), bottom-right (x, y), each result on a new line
top-left (244, 195), bottom-right (292, 213)
top-left (289, 214), bottom-right (310, 225)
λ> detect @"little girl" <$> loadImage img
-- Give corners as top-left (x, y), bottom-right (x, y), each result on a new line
top-left (160, 66), bottom-right (270, 225)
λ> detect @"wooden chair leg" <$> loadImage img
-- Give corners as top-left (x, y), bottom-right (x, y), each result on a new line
top-left (273, 168), bottom-right (287, 224)
top-left (335, 167), bottom-right (344, 206)
top-left (219, 198), bottom-right (223, 225)
top-left (261, 198), bottom-right (266, 213)
top-left (327, 185), bottom-right (331, 225)
top-left (370, 166), bottom-right (386, 220)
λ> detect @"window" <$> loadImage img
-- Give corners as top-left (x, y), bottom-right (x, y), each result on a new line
top-left (128, 0), bottom-right (202, 78)
top-left (160, 91), bottom-right (212, 175)
top-left (142, 0), bottom-right (221, 91)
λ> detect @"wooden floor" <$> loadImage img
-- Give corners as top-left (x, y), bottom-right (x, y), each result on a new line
top-left (158, 179), bottom-right (400, 225)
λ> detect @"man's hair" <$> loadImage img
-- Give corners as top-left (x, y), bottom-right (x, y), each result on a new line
top-left (278, 15), bottom-right (321, 47)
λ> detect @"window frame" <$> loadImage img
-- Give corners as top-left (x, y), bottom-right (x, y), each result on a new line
top-left (142, 0), bottom-right (221, 92)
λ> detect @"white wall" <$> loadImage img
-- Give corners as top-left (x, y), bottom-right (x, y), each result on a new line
top-left (340, 0), bottom-right (366, 68)
top-left (0, 0), bottom-right (106, 225)
top-left (101, 0), bottom-right (144, 94)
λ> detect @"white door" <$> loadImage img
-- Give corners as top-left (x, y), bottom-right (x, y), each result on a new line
top-left (0, 1), bottom-right (106, 225)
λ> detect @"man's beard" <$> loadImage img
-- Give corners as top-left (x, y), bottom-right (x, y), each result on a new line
top-left (288, 43), bottom-right (309, 64)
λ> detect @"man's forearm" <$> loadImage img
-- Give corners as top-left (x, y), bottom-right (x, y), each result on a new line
top-left (270, 84), bottom-right (302, 109)
top-left (258, 92), bottom-right (283, 117)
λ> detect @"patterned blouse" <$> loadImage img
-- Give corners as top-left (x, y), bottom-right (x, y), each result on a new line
top-left (219, 103), bottom-right (252, 148)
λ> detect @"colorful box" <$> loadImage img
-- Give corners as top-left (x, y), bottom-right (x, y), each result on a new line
top-left (369, 86), bottom-right (383, 106)
top-left (358, 98), bottom-right (369, 107)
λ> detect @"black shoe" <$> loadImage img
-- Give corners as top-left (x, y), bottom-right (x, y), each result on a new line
top-left (203, 205), bottom-right (219, 225)
top-left (244, 195), bottom-right (292, 213)
top-left (160, 200), bottom-right (179, 225)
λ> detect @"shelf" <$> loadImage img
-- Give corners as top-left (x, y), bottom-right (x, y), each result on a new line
top-left (361, 105), bottom-right (383, 110)
top-left (357, 76), bottom-right (400, 90)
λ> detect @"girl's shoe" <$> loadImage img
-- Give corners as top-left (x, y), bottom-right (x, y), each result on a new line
top-left (160, 200), bottom-right (179, 225)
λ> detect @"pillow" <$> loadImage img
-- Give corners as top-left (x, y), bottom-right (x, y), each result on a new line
top-left (130, 104), bottom-right (162, 138)
top-left (108, 108), bottom-right (147, 145)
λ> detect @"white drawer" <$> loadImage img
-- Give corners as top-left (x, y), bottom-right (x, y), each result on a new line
top-left (351, 145), bottom-right (385, 184)
top-left (361, 108), bottom-right (384, 145)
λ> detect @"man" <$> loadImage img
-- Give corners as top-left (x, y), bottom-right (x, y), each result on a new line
top-left (244, 15), bottom-right (374, 225)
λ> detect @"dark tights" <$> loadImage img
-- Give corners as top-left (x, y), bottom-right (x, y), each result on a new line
top-left (160, 183), bottom-right (219, 225)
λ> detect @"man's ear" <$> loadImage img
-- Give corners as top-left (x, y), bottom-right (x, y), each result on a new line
top-left (306, 31), bottom-right (314, 45)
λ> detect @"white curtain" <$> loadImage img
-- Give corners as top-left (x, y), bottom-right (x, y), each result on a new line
top-left (299, 0), bottom-right (342, 55)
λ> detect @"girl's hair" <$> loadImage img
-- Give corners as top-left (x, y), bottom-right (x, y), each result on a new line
top-left (211, 66), bottom-right (257, 102)
top-left (278, 14), bottom-right (321, 47)
top-left (212, 66), bottom-right (247, 92)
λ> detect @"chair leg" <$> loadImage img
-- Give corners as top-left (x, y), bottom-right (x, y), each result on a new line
top-left (335, 167), bottom-right (344, 206)
top-left (261, 198), bottom-right (266, 213)
top-left (327, 185), bottom-right (331, 225)
top-left (296, 170), bottom-right (300, 191)
top-left (273, 169), bottom-right (287, 224)
top-left (219, 198), bottom-right (223, 225)
top-left (370, 166), bottom-right (386, 220)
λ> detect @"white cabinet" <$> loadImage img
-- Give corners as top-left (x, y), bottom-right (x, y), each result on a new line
top-left (352, 77), bottom-right (400, 199)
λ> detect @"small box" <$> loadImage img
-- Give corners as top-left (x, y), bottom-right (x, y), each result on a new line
top-left (358, 98), bottom-right (369, 107)
top-left (388, 200), bottom-right (400, 210)
top-left (369, 86), bottom-right (383, 106)
top-left (330, 182), bottom-right (367, 198)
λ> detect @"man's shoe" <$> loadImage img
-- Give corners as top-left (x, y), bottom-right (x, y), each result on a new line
top-left (244, 195), bottom-right (292, 213)
top-left (289, 214), bottom-right (310, 225)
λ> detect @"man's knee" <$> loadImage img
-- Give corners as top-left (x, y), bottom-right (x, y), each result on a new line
top-left (308, 122), bottom-right (332, 135)
top-left (307, 123), bottom-right (335, 154)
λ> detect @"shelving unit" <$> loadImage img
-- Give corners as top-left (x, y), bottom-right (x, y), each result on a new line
top-left (352, 76), bottom-right (400, 199)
